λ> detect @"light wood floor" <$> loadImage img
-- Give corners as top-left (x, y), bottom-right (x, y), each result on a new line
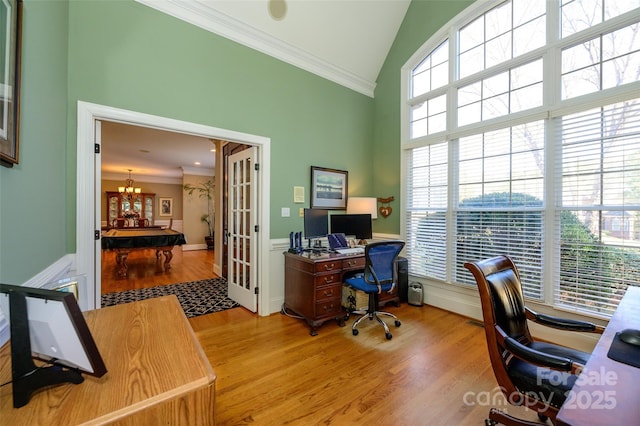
top-left (189, 304), bottom-right (541, 425)
top-left (101, 248), bottom-right (216, 294)
top-left (103, 248), bottom-right (540, 424)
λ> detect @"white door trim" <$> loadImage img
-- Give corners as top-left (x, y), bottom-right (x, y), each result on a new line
top-left (76, 100), bottom-right (271, 315)
top-left (226, 147), bottom-right (259, 311)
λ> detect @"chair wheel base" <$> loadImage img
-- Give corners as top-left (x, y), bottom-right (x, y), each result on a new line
top-left (486, 407), bottom-right (548, 426)
top-left (385, 332), bottom-right (392, 340)
top-left (352, 329), bottom-right (359, 336)
top-left (395, 320), bottom-right (401, 327)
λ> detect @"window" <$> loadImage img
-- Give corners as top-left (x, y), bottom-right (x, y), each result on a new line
top-left (458, 0), bottom-right (545, 78)
top-left (556, 101), bottom-right (640, 314)
top-left (561, 21), bottom-right (640, 99)
top-left (410, 40), bottom-right (449, 138)
top-left (403, 0), bottom-right (640, 316)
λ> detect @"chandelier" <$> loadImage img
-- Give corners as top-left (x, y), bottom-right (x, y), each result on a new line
top-left (118, 169), bottom-right (141, 203)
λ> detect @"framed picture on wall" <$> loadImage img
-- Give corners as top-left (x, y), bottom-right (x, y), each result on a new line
top-left (159, 197), bottom-right (173, 216)
top-left (0, 0), bottom-right (23, 167)
top-left (310, 166), bottom-right (348, 209)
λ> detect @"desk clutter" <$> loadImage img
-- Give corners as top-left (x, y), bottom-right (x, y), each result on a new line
top-left (283, 242), bottom-right (411, 337)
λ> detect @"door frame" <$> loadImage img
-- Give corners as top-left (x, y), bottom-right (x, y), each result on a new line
top-left (76, 101), bottom-right (271, 315)
top-left (226, 147), bottom-right (259, 312)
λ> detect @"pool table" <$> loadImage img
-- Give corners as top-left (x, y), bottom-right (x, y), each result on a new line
top-left (101, 228), bottom-right (187, 277)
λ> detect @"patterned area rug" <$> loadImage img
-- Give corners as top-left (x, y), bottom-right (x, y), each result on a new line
top-left (101, 278), bottom-right (240, 318)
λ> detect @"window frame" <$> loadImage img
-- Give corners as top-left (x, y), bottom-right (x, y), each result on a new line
top-left (401, 0), bottom-right (640, 319)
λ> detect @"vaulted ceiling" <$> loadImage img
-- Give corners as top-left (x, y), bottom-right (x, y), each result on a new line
top-left (103, 0), bottom-right (411, 182)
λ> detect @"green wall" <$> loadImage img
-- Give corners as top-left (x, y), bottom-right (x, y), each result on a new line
top-left (65, 0), bottom-right (374, 247)
top-left (372, 0), bottom-right (474, 234)
top-left (0, 0), bottom-right (472, 284)
top-left (0, 0), bottom-right (69, 284)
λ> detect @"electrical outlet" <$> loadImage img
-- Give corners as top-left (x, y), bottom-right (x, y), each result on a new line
top-left (299, 208), bottom-right (304, 217)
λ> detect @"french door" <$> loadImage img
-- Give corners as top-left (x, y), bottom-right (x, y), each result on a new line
top-left (226, 147), bottom-right (258, 312)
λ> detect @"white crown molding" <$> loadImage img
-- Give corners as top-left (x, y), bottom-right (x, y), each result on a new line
top-left (182, 166), bottom-right (215, 177)
top-left (102, 171), bottom-right (184, 185)
top-left (136, 0), bottom-right (376, 97)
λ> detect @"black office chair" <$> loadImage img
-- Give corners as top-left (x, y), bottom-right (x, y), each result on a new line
top-left (464, 255), bottom-right (605, 426)
top-left (344, 240), bottom-right (405, 340)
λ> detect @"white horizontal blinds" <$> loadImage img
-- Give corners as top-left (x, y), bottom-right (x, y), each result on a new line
top-left (556, 99), bottom-right (640, 315)
top-left (404, 0), bottom-right (640, 316)
top-left (405, 143), bottom-right (448, 280)
top-left (456, 121), bottom-right (545, 298)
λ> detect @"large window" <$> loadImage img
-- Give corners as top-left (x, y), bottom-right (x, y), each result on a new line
top-left (403, 0), bottom-right (640, 317)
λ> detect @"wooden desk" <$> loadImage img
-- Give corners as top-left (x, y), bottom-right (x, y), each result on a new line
top-left (102, 228), bottom-right (187, 277)
top-left (0, 296), bottom-right (216, 425)
top-left (284, 251), bottom-right (399, 335)
top-left (557, 286), bottom-right (640, 425)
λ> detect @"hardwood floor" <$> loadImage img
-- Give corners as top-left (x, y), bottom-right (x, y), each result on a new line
top-left (101, 248), bottom-right (216, 294)
top-left (102, 248), bottom-right (541, 424)
top-left (189, 304), bottom-right (541, 425)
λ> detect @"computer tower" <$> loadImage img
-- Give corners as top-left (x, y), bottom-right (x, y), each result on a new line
top-left (408, 282), bottom-right (423, 306)
top-left (396, 256), bottom-right (408, 303)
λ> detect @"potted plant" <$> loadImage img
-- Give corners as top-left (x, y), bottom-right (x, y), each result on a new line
top-left (183, 178), bottom-right (215, 249)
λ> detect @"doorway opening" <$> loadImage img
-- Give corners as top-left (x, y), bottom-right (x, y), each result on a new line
top-left (76, 101), bottom-right (271, 315)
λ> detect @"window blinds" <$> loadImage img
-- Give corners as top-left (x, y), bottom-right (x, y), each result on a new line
top-left (555, 100), bottom-right (640, 315)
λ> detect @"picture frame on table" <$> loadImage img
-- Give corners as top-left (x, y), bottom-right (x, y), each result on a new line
top-left (310, 166), bottom-right (348, 210)
top-left (159, 197), bottom-right (173, 216)
top-left (0, 0), bottom-right (23, 167)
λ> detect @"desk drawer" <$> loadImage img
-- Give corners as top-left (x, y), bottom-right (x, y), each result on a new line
top-left (315, 282), bottom-right (341, 301)
top-left (315, 273), bottom-right (340, 286)
top-left (316, 299), bottom-right (342, 317)
top-left (342, 257), bottom-right (365, 271)
top-left (315, 260), bottom-right (341, 273)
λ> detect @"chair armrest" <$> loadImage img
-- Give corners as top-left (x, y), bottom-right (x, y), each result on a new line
top-left (503, 335), bottom-right (573, 371)
top-left (525, 307), bottom-right (604, 333)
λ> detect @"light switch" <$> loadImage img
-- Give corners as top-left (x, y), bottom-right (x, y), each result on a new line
top-left (299, 208), bottom-right (304, 217)
top-left (281, 207), bottom-right (290, 217)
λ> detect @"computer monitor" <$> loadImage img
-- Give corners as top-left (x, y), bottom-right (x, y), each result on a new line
top-left (330, 214), bottom-right (373, 240)
top-left (0, 283), bottom-right (107, 408)
top-left (303, 208), bottom-right (328, 247)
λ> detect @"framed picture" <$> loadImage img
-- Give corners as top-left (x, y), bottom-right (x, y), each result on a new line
top-left (159, 197), bottom-right (173, 216)
top-left (310, 166), bottom-right (348, 209)
top-left (0, 0), bottom-right (23, 167)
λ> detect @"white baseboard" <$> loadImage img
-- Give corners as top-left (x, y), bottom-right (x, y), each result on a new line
top-left (183, 243), bottom-right (207, 251)
top-left (419, 279), bottom-right (601, 353)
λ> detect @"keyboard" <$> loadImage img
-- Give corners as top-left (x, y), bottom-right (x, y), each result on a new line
top-left (335, 247), bottom-right (364, 255)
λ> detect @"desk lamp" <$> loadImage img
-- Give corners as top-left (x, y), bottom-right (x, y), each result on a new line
top-left (346, 197), bottom-right (377, 245)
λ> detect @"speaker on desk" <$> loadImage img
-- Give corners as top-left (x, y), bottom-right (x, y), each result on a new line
top-left (396, 256), bottom-right (408, 303)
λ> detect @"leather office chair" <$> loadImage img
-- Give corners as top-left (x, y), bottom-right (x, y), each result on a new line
top-left (344, 240), bottom-right (405, 340)
top-left (463, 255), bottom-right (605, 426)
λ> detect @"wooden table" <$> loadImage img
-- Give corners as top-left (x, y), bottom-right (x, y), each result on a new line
top-left (557, 286), bottom-right (640, 425)
top-left (102, 228), bottom-right (187, 277)
top-left (0, 296), bottom-right (216, 425)
top-left (284, 251), bottom-right (399, 335)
